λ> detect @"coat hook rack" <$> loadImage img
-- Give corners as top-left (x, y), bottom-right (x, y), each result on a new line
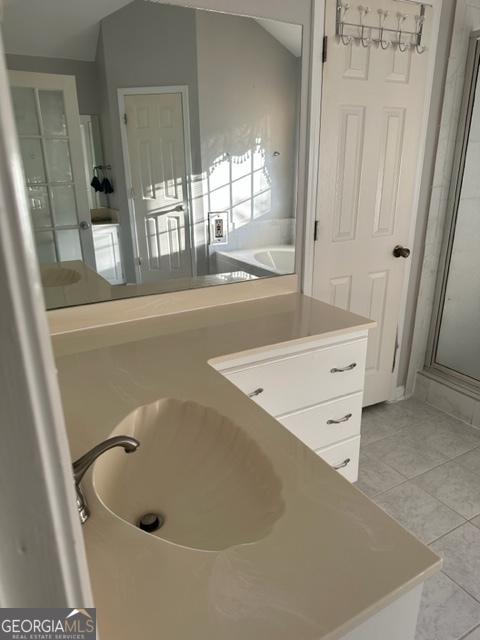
top-left (377, 9), bottom-right (390, 49)
top-left (396, 12), bottom-right (408, 52)
top-left (335, 0), bottom-right (427, 53)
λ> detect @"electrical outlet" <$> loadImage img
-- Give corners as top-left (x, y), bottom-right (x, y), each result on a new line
top-left (209, 212), bottom-right (228, 245)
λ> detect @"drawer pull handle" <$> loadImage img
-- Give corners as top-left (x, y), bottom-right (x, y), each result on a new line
top-left (327, 413), bottom-right (352, 425)
top-left (248, 387), bottom-right (264, 398)
top-left (330, 362), bottom-right (357, 373)
top-left (333, 458), bottom-right (351, 470)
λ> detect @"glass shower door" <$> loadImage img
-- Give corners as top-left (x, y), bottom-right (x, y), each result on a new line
top-left (431, 31), bottom-right (480, 384)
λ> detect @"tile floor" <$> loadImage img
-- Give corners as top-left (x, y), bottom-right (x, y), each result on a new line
top-left (358, 398), bottom-right (480, 640)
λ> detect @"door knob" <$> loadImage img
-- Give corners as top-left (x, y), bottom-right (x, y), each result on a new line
top-left (393, 245), bottom-right (411, 258)
top-left (79, 221), bottom-right (91, 230)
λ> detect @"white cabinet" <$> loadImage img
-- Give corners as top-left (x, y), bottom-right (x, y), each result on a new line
top-left (224, 338), bottom-right (367, 416)
top-left (278, 393), bottom-right (362, 451)
top-left (92, 223), bottom-right (124, 285)
top-left (315, 436), bottom-right (361, 483)
top-left (215, 331), bottom-right (368, 482)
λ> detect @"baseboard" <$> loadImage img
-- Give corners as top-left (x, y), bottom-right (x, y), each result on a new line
top-left (387, 385), bottom-right (406, 404)
top-left (415, 370), bottom-right (480, 428)
top-left (394, 385), bottom-right (406, 402)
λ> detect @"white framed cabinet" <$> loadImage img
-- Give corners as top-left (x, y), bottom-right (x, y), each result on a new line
top-left (215, 330), bottom-right (368, 482)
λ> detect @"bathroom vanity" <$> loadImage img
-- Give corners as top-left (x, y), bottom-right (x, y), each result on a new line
top-left (214, 330), bottom-right (367, 481)
top-left (52, 293), bottom-right (441, 640)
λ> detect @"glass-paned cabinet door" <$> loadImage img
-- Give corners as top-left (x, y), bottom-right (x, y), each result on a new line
top-left (9, 73), bottom-right (95, 269)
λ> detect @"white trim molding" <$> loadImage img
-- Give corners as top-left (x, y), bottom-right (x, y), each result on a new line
top-left (392, 0), bottom-right (444, 400)
top-left (0, 32), bottom-right (93, 606)
top-left (414, 369), bottom-right (480, 428)
top-left (301, 0), bottom-right (326, 295)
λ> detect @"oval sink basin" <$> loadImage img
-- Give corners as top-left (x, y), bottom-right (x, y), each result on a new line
top-left (93, 398), bottom-right (284, 551)
top-left (41, 266), bottom-right (82, 287)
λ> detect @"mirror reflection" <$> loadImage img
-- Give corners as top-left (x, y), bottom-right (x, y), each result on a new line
top-left (3, 1), bottom-right (302, 309)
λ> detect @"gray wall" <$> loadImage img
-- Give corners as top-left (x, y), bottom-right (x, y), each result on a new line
top-left (6, 54), bottom-right (100, 115)
top-left (96, 0), bottom-right (202, 281)
top-left (163, 0), bottom-right (311, 282)
top-left (158, 0), bottom-right (310, 27)
top-left (196, 10), bottom-right (298, 266)
top-left (98, 0), bottom-right (299, 281)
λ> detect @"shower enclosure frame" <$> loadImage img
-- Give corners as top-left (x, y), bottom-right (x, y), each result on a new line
top-left (425, 29), bottom-right (480, 394)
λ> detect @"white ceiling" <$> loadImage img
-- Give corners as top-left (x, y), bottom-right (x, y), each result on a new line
top-left (2, 0), bottom-right (302, 62)
top-left (2, 0), bottom-right (132, 61)
top-left (255, 18), bottom-right (302, 58)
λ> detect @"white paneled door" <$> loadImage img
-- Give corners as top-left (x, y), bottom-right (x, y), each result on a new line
top-left (122, 90), bottom-right (193, 283)
top-left (312, 0), bottom-right (432, 406)
top-left (9, 71), bottom-right (96, 270)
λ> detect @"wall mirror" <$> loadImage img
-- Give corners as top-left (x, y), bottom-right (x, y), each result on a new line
top-left (2, 0), bottom-right (302, 310)
top-left (429, 29), bottom-right (480, 386)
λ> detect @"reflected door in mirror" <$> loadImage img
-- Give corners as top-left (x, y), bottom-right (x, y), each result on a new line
top-left (10, 71), bottom-right (96, 270)
top-left (123, 91), bottom-right (193, 283)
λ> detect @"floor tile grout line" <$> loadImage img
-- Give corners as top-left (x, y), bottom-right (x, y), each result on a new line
top-left (363, 434), bottom-right (480, 470)
top-left (459, 622), bottom-right (480, 640)
top-left (360, 427), bottom-right (411, 449)
top-left (362, 405), bottom-right (480, 451)
top-left (363, 475), bottom-right (410, 500)
top-left (408, 462), bottom-right (480, 521)
top-left (362, 428), bottom-right (480, 507)
top-left (446, 445), bottom-right (480, 479)
top-left (437, 568), bottom-right (480, 606)
top-left (428, 520), bottom-right (469, 546)
top-left (408, 478), bottom-right (478, 521)
top-left (362, 445), bottom-right (450, 481)
top-left (367, 483), bottom-right (467, 545)
top-left (363, 461), bottom-right (467, 501)
top-left (362, 441), bottom-right (457, 480)
top-left (360, 400), bottom-right (480, 637)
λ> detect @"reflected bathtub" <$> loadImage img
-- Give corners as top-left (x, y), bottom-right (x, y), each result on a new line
top-left (216, 245), bottom-right (295, 276)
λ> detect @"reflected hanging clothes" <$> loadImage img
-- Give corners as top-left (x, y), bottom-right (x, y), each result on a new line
top-left (102, 176), bottom-right (114, 194)
top-left (91, 166), bottom-right (104, 192)
top-left (91, 174), bottom-right (103, 192)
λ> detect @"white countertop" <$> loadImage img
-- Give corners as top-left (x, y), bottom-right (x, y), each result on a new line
top-left (52, 293), bottom-right (440, 640)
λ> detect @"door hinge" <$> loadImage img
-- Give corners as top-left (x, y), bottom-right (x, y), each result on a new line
top-left (322, 36), bottom-right (328, 63)
top-left (136, 256), bottom-right (142, 266)
top-left (123, 113), bottom-right (128, 125)
top-left (313, 220), bottom-right (319, 242)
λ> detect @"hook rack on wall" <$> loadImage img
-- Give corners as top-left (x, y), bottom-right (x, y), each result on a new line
top-left (336, 1), bottom-right (427, 53)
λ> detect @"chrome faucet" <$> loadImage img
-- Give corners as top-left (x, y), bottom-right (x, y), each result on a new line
top-left (72, 436), bottom-right (140, 524)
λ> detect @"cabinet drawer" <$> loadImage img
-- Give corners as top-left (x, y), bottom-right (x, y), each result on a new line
top-left (278, 393), bottom-right (362, 451)
top-left (316, 436), bottom-right (360, 483)
top-left (224, 339), bottom-right (367, 416)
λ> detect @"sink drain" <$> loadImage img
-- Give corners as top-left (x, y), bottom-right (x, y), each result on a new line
top-left (137, 512), bottom-right (165, 533)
